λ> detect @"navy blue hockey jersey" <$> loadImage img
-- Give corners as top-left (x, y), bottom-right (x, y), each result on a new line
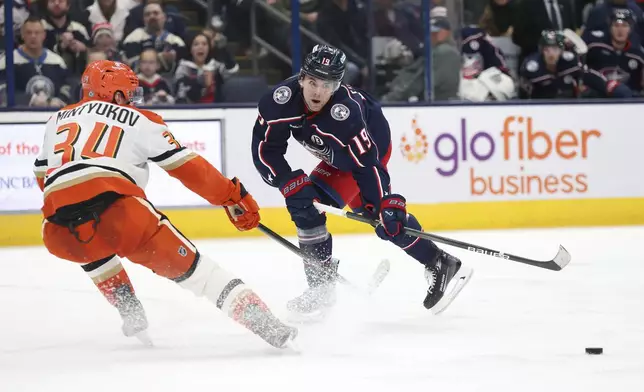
top-left (251, 77), bottom-right (392, 209)
top-left (461, 27), bottom-right (509, 78)
top-left (585, 29), bottom-right (644, 95)
top-left (519, 51), bottom-right (583, 98)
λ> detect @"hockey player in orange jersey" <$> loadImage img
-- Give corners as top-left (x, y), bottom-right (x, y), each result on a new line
top-left (33, 60), bottom-right (297, 348)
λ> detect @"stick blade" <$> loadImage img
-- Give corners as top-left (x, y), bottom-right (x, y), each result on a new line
top-left (552, 245), bottom-right (571, 271)
top-left (367, 259), bottom-right (391, 295)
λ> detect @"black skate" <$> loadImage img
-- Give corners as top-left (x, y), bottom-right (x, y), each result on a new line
top-left (423, 251), bottom-right (473, 315)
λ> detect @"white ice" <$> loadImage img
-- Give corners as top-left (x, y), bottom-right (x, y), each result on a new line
top-left (1, 226), bottom-right (644, 392)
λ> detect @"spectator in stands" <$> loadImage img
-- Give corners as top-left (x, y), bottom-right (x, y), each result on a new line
top-left (0, 16), bottom-right (70, 107)
top-left (201, 27), bottom-right (240, 83)
top-left (123, 0), bottom-right (186, 40)
top-left (317, 0), bottom-right (369, 86)
top-left (0, 0), bottom-right (30, 39)
top-left (373, 0), bottom-right (424, 59)
top-left (120, 0), bottom-right (143, 11)
top-left (382, 16), bottom-right (460, 101)
top-left (85, 0), bottom-right (130, 42)
top-left (86, 48), bottom-right (108, 64)
top-left (512, 0), bottom-right (578, 66)
top-left (91, 22), bottom-right (124, 61)
top-left (40, 0), bottom-right (90, 75)
top-left (121, 2), bottom-right (185, 74)
top-left (137, 47), bottom-right (174, 105)
top-left (173, 33), bottom-right (218, 104)
top-left (585, 8), bottom-right (644, 96)
top-left (583, 0), bottom-right (644, 39)
top-left (479, 0), bottom-right (515, 36)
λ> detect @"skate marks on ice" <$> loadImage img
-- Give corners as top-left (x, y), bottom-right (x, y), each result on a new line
top-left (1, 228), bottom-right (644, 391)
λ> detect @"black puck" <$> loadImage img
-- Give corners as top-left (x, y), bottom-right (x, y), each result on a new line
top-left (585, 347), bottom-right (603, 355)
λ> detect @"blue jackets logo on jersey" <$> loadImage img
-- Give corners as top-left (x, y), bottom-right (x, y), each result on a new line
top-left (330, 104), bottom-right (350, 121)
top-left (273, 86), bottom-right (292, 104)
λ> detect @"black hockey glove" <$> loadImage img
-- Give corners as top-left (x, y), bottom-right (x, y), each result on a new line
top-left (375, 194), bottom-right (408, 240)
top-left (278, 169), bottom-right (324, 228)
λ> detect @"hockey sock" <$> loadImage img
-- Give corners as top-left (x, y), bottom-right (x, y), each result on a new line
top-left (178, 254), bottom-right (290, 347)
top-left (390, 213), bottom-right (440, 267)
top-left (297, 225), bottom-right (336, 287)
top-left (82, 255), bottom-right (138, 310)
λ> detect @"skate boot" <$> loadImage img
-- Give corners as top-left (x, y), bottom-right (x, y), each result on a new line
top-left (114, 285), bottom-right (152, 345)
top-left (231, 291), bottom-right (299, 349)
top-left (286, 257), bottom-right (339, 322)
top-left (423, 251), bottom-right (473, 315)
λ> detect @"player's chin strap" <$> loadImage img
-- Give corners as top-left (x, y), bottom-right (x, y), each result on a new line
top-left (256, 223), bottom-right (390, 294)
top-left (313, 202), bottom-right (571, 272)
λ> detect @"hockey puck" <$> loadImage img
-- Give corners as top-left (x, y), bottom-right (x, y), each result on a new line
top-left (585, 347), bottom-right (603, 355)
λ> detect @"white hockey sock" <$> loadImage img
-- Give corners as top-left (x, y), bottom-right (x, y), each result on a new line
top-left (178, 254), bottom-right (271, 325)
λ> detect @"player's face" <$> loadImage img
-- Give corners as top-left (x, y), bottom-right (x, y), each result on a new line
top-left (300, 75), bottom-right (337, 112)
top-left (611, 21), bottom-right (630, 43)
top-left (21, 21), bottom-right (46, 51)
top-left (542, 46), bottom-right (562, 66)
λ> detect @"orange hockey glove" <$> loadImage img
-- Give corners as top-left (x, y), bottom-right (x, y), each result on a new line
top-left (222, 178), bottom-right (260, 231)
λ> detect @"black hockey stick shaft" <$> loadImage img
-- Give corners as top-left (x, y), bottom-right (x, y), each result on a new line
top-left (256, 223), bottom-right (354, 286)
top-left (313, 202), bottom-right (571, 271)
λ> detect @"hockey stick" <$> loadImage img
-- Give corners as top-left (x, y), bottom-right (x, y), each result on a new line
top-left (256, 223), bottom-right (390, 293)
top-left (313, 202), bottom-right (571, 272)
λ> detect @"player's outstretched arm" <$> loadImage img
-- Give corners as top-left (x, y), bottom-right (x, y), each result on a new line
top-left (143, 111), bottom-right (260, 231)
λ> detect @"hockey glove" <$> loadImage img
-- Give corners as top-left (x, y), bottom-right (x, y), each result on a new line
top-left (376, 194), bottom-right (408, 240)
top-left (278, 169), bottom-right (324, 228)
top-left (222, 177), bottom-right (260, 231)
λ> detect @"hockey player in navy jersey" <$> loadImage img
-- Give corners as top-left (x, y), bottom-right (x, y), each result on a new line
top-left (459, 26), bottom-right (516, 101)
top-left (461, 26), bottom-right (510, 79)
top-left (251, 45), bottom-right (473, 319)
top-left (519, 30), bottom-right (632, 99)
top-left (585, 8), bottom-right (644, 96)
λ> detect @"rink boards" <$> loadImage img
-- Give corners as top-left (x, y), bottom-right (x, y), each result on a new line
top-left (2, 103), bottom-right (644, 246)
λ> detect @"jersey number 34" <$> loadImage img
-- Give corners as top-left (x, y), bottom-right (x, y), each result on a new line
top-left (54, 121), bottom-right (125, 165)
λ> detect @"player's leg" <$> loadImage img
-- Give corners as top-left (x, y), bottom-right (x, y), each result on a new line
top-left (116, 197), bottom-right (296, 348)
top-left (354, 135), bottom-right (472, 313)
top-left (81, 255), bottom-right (148, 338)
top-left (42, 194), bottom-right (149, 341)
top-left (278, 163), bottom-right (373, 318)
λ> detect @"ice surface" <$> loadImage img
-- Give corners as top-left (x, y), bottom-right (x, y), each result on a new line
top-left (1, 226), bottom-right (643, 391)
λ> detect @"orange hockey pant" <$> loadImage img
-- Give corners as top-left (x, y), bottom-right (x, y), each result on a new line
top-left (42, 196), bottom-right (198, 281)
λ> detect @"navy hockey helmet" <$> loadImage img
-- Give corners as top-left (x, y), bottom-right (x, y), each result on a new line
top-left (610, 8), bottom-right (634, 25)
top-left (300, 45), bottom-right (347, 84)
top-left (538, 30), bottom-right (565, 49)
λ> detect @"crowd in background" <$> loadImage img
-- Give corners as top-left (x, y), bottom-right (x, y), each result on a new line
top-left (0, 0), bottom-right (643, 107)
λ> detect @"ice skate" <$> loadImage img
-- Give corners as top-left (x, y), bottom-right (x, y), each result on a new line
top-left (423, 251), bottom-right (473, 315)
top-left (236, 298), bottom-right (299, 349)
top-left (286, 283), bottom-right (337, 323)
top-left (115, 285), bottom-right (152, 345)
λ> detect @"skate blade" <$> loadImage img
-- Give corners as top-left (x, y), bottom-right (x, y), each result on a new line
top-left (133, 330), bottom-right (154, 347)
top-left (282, 329), bottom-right (301, 352)
top-left (430, 265), bottom-right (474, 316)
top-left (368, 259), bottom-right (391, 295)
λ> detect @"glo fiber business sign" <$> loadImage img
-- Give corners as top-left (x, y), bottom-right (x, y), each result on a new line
top-left (389, 105), bottom-right (644, 203)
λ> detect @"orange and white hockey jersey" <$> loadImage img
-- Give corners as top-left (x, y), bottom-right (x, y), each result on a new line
top-left (33, 100), bottom-right (235, 217)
